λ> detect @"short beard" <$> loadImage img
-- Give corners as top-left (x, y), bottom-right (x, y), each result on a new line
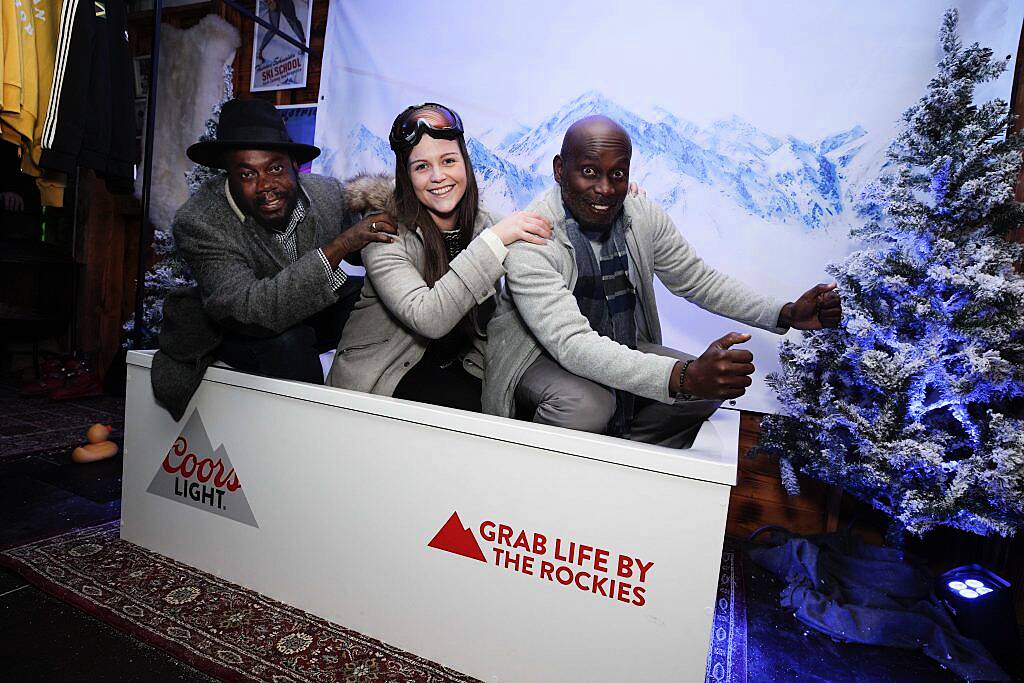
top-left (253, 191), bottom-right (298, 231)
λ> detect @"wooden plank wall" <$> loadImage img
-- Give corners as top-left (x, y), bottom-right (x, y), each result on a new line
top-left (74, 173), bottom-right (139, 377)
top-left (730, 413), bottom-right (835, 539)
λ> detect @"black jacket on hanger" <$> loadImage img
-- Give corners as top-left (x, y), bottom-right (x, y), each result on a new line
top-left (40, 0), bottom-right (136, 191)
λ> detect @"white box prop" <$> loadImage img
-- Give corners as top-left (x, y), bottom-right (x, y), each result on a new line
top-left (122, 350), bottom-right (739, 682)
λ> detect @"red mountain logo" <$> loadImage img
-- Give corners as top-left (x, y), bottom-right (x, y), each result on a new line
top-left (428, 511), bottom-right (486, 562)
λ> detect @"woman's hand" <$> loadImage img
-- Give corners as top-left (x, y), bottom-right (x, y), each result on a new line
top-left (490, 211), bottom-right (552, 246)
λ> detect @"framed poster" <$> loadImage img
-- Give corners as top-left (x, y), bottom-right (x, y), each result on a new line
top-left (277, 103), bottom-right (317, 173)
top-left (251, 0), bottom-right (314, 92)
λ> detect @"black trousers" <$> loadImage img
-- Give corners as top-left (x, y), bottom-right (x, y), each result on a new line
top-left (393, 358), bottom-right (482, 413)
top-left (216, 277), bottom-right (361, 385)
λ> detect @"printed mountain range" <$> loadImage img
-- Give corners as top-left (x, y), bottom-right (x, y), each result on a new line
top-left (318, 91), bottom-right (883, 230)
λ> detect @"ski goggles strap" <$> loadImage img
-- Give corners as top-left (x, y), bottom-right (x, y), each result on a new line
top-left (389, 103), bottom-right (465, 152)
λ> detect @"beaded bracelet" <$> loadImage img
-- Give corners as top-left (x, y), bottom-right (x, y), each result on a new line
top-left (678, 359), bottom-right (696, 400)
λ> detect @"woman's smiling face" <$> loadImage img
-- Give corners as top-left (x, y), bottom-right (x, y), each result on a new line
top-left (407, 135), bottom-right (467, 230)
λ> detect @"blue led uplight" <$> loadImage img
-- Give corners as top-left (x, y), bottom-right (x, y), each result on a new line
top-left (948, 576), bottom-right (993, 599)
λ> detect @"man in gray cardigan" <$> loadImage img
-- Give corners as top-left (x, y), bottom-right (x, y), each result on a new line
top-left (483, 116), bottom-right (841, 447)
top-left (153, 99), bottom-right (395, 419)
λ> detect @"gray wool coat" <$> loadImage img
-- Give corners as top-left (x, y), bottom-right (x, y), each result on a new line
top-left (482, 187), bottom-right (788, 419)
top-left (152, 173), bottom-right (353, 419)
top-left (174, 173), bottom-right (352, 337)
top-left (326, 209), bottom-right (502, 397)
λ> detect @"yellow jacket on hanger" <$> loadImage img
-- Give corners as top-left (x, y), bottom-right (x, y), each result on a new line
top-left (1, 0), bottom-right (24, 116)
top-left (2, 0), bottom-right (65, 204)
top-left (3, 0), bottom-right (39, 145)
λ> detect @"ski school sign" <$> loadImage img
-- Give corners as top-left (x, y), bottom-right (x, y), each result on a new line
top-left (429, 512), bottom-right (653, 607)
top-left (121, 350), bottom-right (739, 682)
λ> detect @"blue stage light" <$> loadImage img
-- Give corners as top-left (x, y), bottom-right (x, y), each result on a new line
top-left (937, 564), bottom-right (1017, 673)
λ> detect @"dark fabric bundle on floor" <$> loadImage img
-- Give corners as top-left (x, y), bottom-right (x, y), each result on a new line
top-left (747, 530), bottom-right (1008, 682)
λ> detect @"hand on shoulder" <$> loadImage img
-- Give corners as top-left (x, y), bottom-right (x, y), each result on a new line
top-left (491, 211), bottom-right (552, 247)
top-left (323, 212), bottom-right (398, 267)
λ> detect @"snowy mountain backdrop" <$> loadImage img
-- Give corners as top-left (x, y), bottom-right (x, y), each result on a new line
top-left (313, 90), bottom-right (894, 414)
top-left (314, 0), bottom-right (1022, 415)
top-left (316, 91), bottom-right (888, 234)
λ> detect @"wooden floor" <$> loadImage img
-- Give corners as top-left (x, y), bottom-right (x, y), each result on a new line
top-left (727, 412), bottom-right (836, 540)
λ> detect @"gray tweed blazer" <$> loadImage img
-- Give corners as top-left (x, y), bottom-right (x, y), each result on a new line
top-left (174, 173), bottom-right (350, 336)
top-left (152, 173), bottom-right (351, 419)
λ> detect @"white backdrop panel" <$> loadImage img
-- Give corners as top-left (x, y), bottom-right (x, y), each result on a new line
top-left (314, 0), bottom-right (1021, 412)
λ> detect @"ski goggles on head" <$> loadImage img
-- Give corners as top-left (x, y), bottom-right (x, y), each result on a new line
top-left (388, 103), bottom-right (465, 152)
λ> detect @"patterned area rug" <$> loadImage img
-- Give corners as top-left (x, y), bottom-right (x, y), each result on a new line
top-left (0, 522), bottom-right (476, 682)
top-left (706, 544), bottom-right (748, 683)
top-left (0, 384), bottom-right (124, 459)
top-left (1, 522), bottom-right (748, 682)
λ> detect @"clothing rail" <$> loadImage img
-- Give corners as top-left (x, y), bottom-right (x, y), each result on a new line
top-left (130, 0), bottom-right (311, 349)
top-left (130, 0), bottom-right (163, 350)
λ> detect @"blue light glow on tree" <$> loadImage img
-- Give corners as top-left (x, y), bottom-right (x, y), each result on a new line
top-left (759, 10), bottom-right (1024, 540)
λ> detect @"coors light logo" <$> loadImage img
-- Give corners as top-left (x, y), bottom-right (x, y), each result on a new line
top-left (146, 411), bottom-right (258, 527)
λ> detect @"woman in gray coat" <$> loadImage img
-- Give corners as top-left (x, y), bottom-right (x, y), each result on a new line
top-left (327, 103), bottom-right (551, 411)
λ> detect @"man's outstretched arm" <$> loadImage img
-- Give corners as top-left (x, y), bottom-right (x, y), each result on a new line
top-left (643, 200), bottom-right (789, 333)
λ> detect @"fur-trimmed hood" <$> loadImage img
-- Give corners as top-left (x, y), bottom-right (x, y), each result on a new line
top-left (341, 173), bottom-right (395, 215)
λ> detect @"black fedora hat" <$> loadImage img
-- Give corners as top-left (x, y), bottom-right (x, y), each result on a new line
top-left (186, 98), bottom-right (320, 169)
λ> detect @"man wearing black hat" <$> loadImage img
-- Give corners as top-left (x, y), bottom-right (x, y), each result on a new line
top-left (152, 98), bottom-right (396, 420)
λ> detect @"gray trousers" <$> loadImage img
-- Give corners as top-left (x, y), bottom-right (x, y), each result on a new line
top-left (514, 343), bottom-right (722, 449)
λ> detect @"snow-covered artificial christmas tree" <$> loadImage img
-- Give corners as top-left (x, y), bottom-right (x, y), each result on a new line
top-left (124, 66), bottom-right (233, 348)
top-left (759, 10), bottom-right (1024, 541)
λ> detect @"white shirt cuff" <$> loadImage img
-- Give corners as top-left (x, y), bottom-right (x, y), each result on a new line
top-left (479, 229), bottom-right (508, 263)
top-left (318, 248), bottom-right (350, 292)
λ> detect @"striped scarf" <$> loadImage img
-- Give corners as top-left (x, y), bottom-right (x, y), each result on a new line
top-left (565, 208), bottom-right (637, 437)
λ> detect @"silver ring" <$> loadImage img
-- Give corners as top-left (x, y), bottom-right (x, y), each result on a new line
top-left (370, 222), bottom-right (377, 232)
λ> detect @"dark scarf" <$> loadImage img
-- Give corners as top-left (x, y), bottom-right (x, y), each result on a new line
top-left (564, 207), bottom-right (637, 437)
top-left (423, 229), bottom-right (469, 367)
